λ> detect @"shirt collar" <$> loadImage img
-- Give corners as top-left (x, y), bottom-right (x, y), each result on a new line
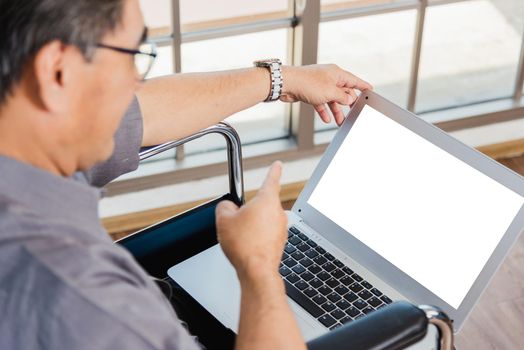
top-left (0, 155), bottom-right (101, 229)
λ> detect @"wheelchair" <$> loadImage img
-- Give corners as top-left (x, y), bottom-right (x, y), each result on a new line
top-left (117, 123), bottom-right (454, 350)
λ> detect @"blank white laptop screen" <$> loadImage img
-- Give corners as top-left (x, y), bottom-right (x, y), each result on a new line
top-left (308, 105), bottom-right (524, 309)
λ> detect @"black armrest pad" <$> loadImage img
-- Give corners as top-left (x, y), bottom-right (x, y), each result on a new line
top-left (307, 301), bottom-right (428, 350)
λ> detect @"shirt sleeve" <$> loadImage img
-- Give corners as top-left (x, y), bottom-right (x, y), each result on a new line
top-left (85, 97), bottom-right (144, 188)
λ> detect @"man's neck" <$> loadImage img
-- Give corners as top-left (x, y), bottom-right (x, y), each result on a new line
top-left (0, 99), bottom-right (77, 177)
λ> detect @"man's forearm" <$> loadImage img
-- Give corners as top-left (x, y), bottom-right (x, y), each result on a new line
top-left (136, 67), bottom-right (270, 146)
top-left (236, 271), bottom-right (306, 350)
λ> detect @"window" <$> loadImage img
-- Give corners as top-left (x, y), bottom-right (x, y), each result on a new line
top-left (119, 0), bottom-right (524, 192)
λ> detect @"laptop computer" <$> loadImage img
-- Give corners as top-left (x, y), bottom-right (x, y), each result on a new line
top-left (168, 90), bottom-right (524, 345)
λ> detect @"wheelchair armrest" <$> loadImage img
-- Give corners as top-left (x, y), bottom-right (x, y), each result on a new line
top-left (307, 301), bottom-right (428, 350)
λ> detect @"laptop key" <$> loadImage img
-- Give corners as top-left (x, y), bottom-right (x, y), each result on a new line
top-left (331, 269), bottom-right (345, 279)
top-left (329, 323), bottom-right (342, 331)
top-left (308, 265), bottom-right (322, 274)
top-left (317, 271), bottom-right (331, 281)
top-left (318, 314), bottom-right (336, 328)
top-left (380, 295), bottom-right (393, 304)
top-left (326, 278), bottom-right (340, 288)
top-left (298, 232), bottom-right (309, 241)
top-left (315, 246), bottom-right (326, 254)
top-left (362, 307), bottom-right (374, 315)
top-left (301, 271), bottom-right (314, 282)
top-left (318, 285), bottom-right (332, 296)
top-left (344, 292), bottom-right (358, 303)
top-left (340, 275), bottom-right (355, 286)
top-left (283, 258), bottom-right (297, 268)
top-left (370, 288), bottom-right (383, 297)
top-left (292, 265), bottom-right (306, 274)
top-left (312, 295), bottom-right (327, 305)
top-left (322, 301), bottom-right (336, 312)
top-left (284, 280), bottom-right (325, 318)
top-left (295, 280), bottom-right (308, 291)
top-left (279, 266), bottom-right (291, 277)
top-left (323, 262), bottom-right (336, 273)
top-left (291, 251), bottom-right (305, 261)
top-left (353, 299), bottom-right (367, 310)
top-left (333, 259), bottom-right (345, 268)
top-left (340, 316), bottom-right (352, 324)
top-left (289, 236), bottom-right (302, 246)
top-left (334, 285), bottom-right (349, 296)
top-left (305, 249), bottom-right (319, 259)
top-left (327, 292), bottom-right (341, 303)
top-left (331, 309), bottom-right (346, 320)
top-left (336, 299), bottom-right (351, 310)
top-left (304, 287), bottom-right (317, 297)
top-left (309, 278), bottom-right (323, 288)
top-left (299, 257), bottom-right (313, 268)
top-left (313, 256), bottom-right (327, 265)
top-left (284, 244), bottom-right (296, 254)
top-left (297, 242), bottom-right (310, 252)
top-left (352, 273), bottom-right (363, 282)
top-left (348, 282), bottom-right (363, 293)
top-left (342, 266), bottom-right (354, 275)
top-left (358, 290), bottom-right (373, 300)
top-left (289, 226), bottom-right (301, 235)
top-left (368, 296), bottom-right (382, 307)
top-left (306, 239), bottom-right (318, 248)
top-left (286, 273), bottom-right (300, 284)
top-left (361, 281), bottom-right (373, 289)
top-left (346, 306), bottom-right (360, 317)
top-left (324, 253), bottom-right (335, 261)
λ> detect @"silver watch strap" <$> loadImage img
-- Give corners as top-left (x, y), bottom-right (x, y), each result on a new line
top-left (254, 59), bottom-right (283, 102)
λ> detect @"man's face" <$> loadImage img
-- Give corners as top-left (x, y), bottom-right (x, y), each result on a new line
top-left (67, 0), bottom-right (145, 170)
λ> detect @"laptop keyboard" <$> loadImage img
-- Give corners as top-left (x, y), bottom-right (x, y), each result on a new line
top-left (279, 226), bottom-right (393, 330)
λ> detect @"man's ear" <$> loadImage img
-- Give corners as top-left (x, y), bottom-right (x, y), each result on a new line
top-left (32, 40), bottom-right (69, 114)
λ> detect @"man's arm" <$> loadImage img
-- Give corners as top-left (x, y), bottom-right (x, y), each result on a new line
top-left (137, 65), bottom-right (372, 146)
top-left (216, 162), bottom-right (306, 350)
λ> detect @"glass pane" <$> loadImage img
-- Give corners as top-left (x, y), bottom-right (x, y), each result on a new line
top-left (139, 0), bottom-right (172, 37)
top-left (317, 10), bottom-right (416, 131)
top-left (146, 45), bottom-right (173, 79)
top-left (180, 0), bottom-right (289, 32)
top-left (321, 0), bottom-right (407, 12)
top-left (181, 29), bottom-right (289, 154)
top-left (416, 0), bottom-right (524, 113)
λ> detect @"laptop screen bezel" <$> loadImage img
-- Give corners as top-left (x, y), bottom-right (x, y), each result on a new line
top-left (292, 90), bottom-right (524, 331)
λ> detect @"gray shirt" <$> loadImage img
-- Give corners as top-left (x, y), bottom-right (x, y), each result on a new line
top-left (0, 99), bottom-right (201, 350)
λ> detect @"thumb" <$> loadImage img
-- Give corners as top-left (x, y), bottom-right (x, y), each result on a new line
top-left (258, 161), bottom-right (282, 199)
top-left (216, 200), bottom-right (239, 219)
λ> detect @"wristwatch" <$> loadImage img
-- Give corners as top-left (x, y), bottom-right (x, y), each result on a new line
top-left (253, 58), bottom-right (283, 102)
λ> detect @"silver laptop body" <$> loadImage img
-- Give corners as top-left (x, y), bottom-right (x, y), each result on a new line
top-left (168, 91), bottom-right (524, 345)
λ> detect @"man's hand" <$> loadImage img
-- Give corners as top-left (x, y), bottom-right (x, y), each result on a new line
top-left (216, 161), bottom-right (287, 281)
top-left (216, 162), bottom-right (306, 350)
top-left (281, 64), bottom-right (373, 126)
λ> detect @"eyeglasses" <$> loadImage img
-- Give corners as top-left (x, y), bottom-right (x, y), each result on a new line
top-left (96, 42), bottom-right (158, 80)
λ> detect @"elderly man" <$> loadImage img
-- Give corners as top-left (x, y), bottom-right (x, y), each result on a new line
top-left (0, 0), bottom-right (371, 349)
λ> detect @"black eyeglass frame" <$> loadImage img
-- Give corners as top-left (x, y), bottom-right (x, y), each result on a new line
top-left (96, 42), bottom-right (158, 80)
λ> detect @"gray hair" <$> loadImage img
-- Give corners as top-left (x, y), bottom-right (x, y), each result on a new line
top-left (0, 0), bottom-right (125, 105)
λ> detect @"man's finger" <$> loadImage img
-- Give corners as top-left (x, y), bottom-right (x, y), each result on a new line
top-left (315, 104), bottom-right (331, 123)
top-left (258, 161), bottom-right (282, 198)
top-left (342, 72), bottom-right (373, 91)
top-left (216, 200), bottom-right (239, 218)
top-left (328, 101), bottom-right (345, 126)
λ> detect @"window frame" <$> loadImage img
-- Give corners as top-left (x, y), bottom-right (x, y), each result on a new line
top-left (107, 0), bottom-right (524, 196)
